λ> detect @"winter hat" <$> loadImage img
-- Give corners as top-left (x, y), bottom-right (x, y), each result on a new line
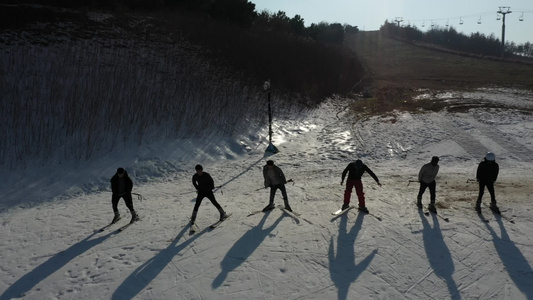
top-left (485, 152), bottom-right (495, 161)
top-left (266, 160), bottom-right (274, 166)
top-left (117, 167), bottom-right (125, 174)
top-left (195, 164), bottom-right (203, 171)
top-left (431, 156), bottom-right (439, 164)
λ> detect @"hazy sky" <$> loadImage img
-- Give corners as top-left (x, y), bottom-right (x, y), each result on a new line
top-left (251, 0), bottom-right (533, 44)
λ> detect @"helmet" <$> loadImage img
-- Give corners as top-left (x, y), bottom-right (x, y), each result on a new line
top-left (485, 152), bottom-right (495, 161)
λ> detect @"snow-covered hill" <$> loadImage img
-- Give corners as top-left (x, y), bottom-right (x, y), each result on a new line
top-left (1, 89), bottom-right (533, 300)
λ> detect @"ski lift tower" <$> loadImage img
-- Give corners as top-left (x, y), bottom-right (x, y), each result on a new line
top-left (263, 80), bottom-right (279, 154)
top-left (497, 6), bottom-right (512, 57)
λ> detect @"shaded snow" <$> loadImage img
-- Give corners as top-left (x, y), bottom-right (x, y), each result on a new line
top-left (1, 90), bottom-right (533, 300)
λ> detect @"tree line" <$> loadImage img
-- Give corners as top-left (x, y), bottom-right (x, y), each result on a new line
top-left (380, 21), bottom-right (533, 58)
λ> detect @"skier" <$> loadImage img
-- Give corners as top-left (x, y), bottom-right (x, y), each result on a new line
top-left (190, 164), bottom-right (227, 225)
top-left (417, 156), bottom-right (440, 213)
top-left (262, 160), bottom-right (292, 212)
top-left (110, 167), bottom-right (139, 224)
top-left (476, 152), bottom-right (500, 214)
top-left (341, 159), bottom-right (381, 213)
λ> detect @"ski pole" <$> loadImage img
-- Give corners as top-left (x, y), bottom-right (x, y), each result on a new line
top-left (132, 192), bottom-right (143, 202)
top-left (407, 180), bottom-right (417, 186)
top-left (466, 179), bottom-right (477, 183)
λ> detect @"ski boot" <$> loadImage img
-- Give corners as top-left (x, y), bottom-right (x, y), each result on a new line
top-left (190, 211), bottom-right (197, 225)
top-left (475, 202), bottom-right (481, 214)
top-left (358, 206), bottom-right (369, 214)
top-left (262, 203), bottom-right (275, 212)
top-left (284, 205), bottom-right (292, 212)
top-left (111, 211), bottom-right (121, 224)
top-left (341, 203), bottom-right (350, 211)
top-left (130, 210), bottom-right (140, 224)
top-left (489, 203), bottom-right (500, 214)
top-left (416, 198), bottom-right (423, 209)
top-left (428, 203), bottom-right (437, 214)
top-left (219, 208), bottom-right (228, 221)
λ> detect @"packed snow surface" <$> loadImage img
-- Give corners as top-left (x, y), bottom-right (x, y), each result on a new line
top-left (1, 90), bottom-right (533, 300)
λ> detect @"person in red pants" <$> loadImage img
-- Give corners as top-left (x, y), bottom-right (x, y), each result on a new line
top-left (340, 160), bottom-right (381, 213)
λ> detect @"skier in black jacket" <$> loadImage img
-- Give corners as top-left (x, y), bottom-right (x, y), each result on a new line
top-left (476, 152), bottom-right (500, 214)
top-left (110, 167), bottom-right (139, 224)
top-left (341, 159), bottom-right (381, 213)
top-left (190, 164), bottom-right (227, 225)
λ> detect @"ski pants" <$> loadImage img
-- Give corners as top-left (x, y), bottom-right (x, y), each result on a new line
top-left (269, 184), bottom-right (289, 206)
top-left (344, 179), bottom-right (365, 207)
top-left (112, 193), bottom-right (134, 213)
top-left (477, 181), bottom-right (496, 204)
top-left (417, 181), bottom-right (436, 204)
top-left (193, 191), bottom-right (222, 212)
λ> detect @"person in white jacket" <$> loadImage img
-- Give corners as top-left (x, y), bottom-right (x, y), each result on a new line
top-left (417, 156), bottom-right (440, 213)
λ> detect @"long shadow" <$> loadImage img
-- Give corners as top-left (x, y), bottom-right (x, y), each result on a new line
top-left (481, 214), bottom-right (533, 298)
top-left (419, 210), bottom-right (460, 300)
top-left (112, 225), bottom-right (208, 300)
top-left (212, 211), bottom-right (284, 288)
top-left (0, 230), bottom-right (115, 300)
top-left (328, 213), bottom-right (377, 300)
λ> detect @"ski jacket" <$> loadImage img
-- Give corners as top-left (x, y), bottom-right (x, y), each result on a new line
top-left (192, 172), bottom-right (215, 192)
top-left (476, 159), bottom-right (499, 183)
top-left (111, 171), bottom-right (133, 196)
top-left (342, 162), bottom-right (380, 184)
top-left (418, 163), bottom-right (439, 184)
top-left (263, 165), bottom-right (287, 188)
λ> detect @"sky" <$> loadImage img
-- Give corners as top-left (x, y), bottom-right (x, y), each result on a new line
top-left (251, 0), bottom-right (533, 44)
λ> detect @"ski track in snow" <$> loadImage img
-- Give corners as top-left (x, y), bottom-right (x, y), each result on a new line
top-left (1, 90), bottom-right (533, 299)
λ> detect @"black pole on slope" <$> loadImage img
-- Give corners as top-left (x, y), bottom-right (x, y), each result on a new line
top-left (264, 80), bottom-right (279, 154)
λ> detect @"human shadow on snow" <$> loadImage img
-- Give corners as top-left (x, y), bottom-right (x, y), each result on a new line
top-left (480, 213), bottom-right (533, 298)
top-left (112, 225), bottom-right (208, 300)
top-left (419, 210), bottom-right (460, 300)
top-left (328, 213), bottom-right (377, 300)
top-left (0, 230), bottom-right (115, 300)
top-left (212, 211), bottom-right (284, 288)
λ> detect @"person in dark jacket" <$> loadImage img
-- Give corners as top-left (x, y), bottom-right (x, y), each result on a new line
top-left (341, 159), bottom-right (381, 213)
top-left (190, 164), bottom-right (227, 225)
top-left (262, 160), bottom-right (292, 212)
top-left (417, 156), bottom-right (440, 213)
top-left (476, 152), bottom-right (500, 214)
top-left (110, 167), bottom-right (139, 224)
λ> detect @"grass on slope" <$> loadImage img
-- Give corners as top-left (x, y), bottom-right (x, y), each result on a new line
top-left (344, 31), bottom-right (533, 115)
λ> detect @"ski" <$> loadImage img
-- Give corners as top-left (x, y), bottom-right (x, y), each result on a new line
top-left (210, 213), bottom-right (232, 229)
top-left (422, 209), bottom-right (449, 222)
top-left (96, 217), bottom-right (122, 232)
top-left (117, 218), bottom-right (140, 232)
top-left (483, 203), bottom-right (514, 223)
top-left (117, 223), bottom-right (133, 232)
top-left (332, 206), bottom-right (354, 216)
top-left (278, 205), bottom-right (300, 217)
top-left (247, 210), bottom-right (265, 217)
top-left (416, 202), bottom-right (449, 222)
top-left (248, 205), bottom-right (276, 216)
top-left (366, 212), bottom-right (383, 221)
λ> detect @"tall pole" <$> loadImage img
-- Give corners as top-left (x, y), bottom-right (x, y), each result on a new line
top-left (263, 80), bottom-right (278, 154)
top-left (394, 17), bottom-right (403, 28)
top-left (498, 6), bottom-right (512, 57)
top-left (263, 80), bottom-right (272, 143)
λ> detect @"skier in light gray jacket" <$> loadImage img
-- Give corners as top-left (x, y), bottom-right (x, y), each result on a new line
top-left (417, 156), bottom-right (440, 213)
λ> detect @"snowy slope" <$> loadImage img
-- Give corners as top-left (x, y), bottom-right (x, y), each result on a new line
top-left (1, 89), bottom-right (533, 300)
